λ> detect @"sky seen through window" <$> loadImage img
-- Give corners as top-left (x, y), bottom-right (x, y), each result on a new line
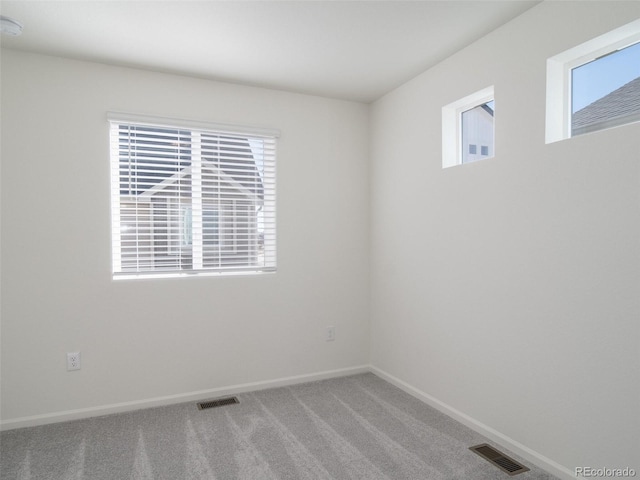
top-left (572, 41), bottom-right (640, 113)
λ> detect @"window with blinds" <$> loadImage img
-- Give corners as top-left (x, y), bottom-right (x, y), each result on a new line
top-left (109, 114), bottom-right (277, 278)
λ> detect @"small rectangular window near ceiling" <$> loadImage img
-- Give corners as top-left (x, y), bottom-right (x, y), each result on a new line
top-left (571, 41), bottom-right (640, 136)
top-left (546, 18), bottom-right (640, 143)
top-left (442, 86), bottom-right (495, 168)
top-left (109, 114), bottom-right (278, 279)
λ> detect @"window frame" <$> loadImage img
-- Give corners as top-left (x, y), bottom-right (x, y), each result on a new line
top-left (442, 86), bottom-right (495, 168)
top-left (108, 112), bottom-right (279, 280)
top-left (545, 18), bottom-right (640, 144)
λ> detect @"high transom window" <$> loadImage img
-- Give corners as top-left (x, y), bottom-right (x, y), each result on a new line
top-left (571, 41), bottom-right (640, 137)
top-left (546, 18), bottom-right (640, 143)
top-left (109, 114), bottom-right (277, 279)
top-left (442, 86), bottom-right (495, 168)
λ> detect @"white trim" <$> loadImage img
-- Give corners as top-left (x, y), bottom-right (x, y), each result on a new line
top-left (107, 112), bottom-right (280, 139)
top-left (369, 366), bottom-right (576, 480)
top-left (442, 86), bottom-right (494, 168)
top-left (109, 125), bottom-right (122, 272)
top-left (545, 18), bottom-right (640, 144)
top-left (0, 365), bottom-right (368, 431)
top-left (112, 268), bottom-right (276, 280)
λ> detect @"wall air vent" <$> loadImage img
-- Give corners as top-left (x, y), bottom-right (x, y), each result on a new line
top-left (469, 444), bottom-right (530, 476)
top-left (197, 396), bottom-right (239, 410)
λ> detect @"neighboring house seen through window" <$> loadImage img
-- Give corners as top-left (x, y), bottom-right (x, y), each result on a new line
top-left (461, 100), bottom-right (494, 164)
top-left (109, 115), bottom-right (277, 278)
top-left (442, 86), bottom-right (495, 168)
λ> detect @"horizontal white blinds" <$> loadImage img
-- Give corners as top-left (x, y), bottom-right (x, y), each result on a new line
top-left (109, 117), bottom-right (276, 277)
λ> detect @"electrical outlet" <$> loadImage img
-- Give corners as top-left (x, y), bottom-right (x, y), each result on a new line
top-left (326, 326), bottom-right (336, 342)
top-left (67, 352), bottom-right (81, 371)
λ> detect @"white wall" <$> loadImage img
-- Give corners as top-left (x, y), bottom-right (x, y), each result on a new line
top-left (370, 1), bottom-right (640, 475)
top-left (0, 51), bottom-right (370, 423)
top-left (3, 1), bottom-right (640, 476)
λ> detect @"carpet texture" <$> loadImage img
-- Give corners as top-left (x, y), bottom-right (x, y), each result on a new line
top-left (0, 373), bottom-right (558, 479)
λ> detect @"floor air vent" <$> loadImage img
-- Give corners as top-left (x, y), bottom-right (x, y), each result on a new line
top-left (197, 396), bottom-right (239, 410)
top-left (469, 444), bottom-right (530, 476)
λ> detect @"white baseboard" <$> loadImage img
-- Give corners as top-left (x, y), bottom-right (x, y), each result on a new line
top-left (0, 363), bottom-right (578, 480)
top-left (370, 366), bottom-right (576, 480)
top-left (0, 365), bottom-right (369, 432)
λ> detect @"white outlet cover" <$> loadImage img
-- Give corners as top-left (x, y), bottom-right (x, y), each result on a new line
top-left (326, 326), bottom-right (336, 341)
top-left (67, 352), bottom-right (81, 371)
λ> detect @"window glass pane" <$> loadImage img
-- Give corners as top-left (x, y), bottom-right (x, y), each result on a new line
top-left (572, 41), bottom-right (640, 136)
top-left (461, 101), bottom-right (494, 164)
